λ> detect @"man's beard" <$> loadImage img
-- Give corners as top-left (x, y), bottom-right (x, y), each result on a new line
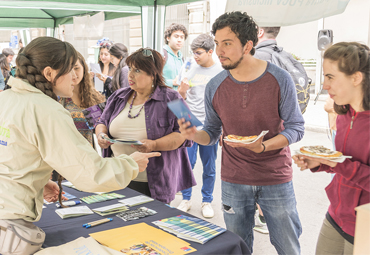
top-left (221, 55), bottom-right (244, 70)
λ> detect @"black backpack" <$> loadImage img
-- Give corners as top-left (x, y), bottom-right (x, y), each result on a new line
top-left (260, 45), bottom-right (311, 114)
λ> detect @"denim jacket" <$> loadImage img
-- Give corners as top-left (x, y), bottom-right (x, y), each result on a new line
top-left (98, 85), bottom-right (196, 203)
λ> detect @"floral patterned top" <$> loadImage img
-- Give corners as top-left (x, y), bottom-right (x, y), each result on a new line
top-left (59, 98), bottom-right (93, 146)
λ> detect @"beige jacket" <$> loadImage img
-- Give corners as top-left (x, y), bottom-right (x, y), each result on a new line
top-left (0, 77), bottom-right (138, 222)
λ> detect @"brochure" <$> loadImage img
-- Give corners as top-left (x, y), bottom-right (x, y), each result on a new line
top-left (55, 206), bottom-right (94, 219)
top-left (167, 99), bottom-right (203, 127)
top-left (92, 203), bottom-right (129, 216)
top-left (118, 195), bottom-right (154, 207)
top-left (90, 222), bottom-right (197, 255)
top-left (81, 193), bottom-right (125, 204)
top-left (153, 215), bottom-right (226, 244)
top-left (102, 135), bottom-right (143, 145)
top-left (116, 207), bottom-right (157, 222)
top-left (90, 63), bottom-right (104, 92)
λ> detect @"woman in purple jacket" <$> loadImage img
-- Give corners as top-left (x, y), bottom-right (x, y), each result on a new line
top-left (293, 42), bottom-right (370, 255)
top-left (95, 48), bottom-right (196, 204)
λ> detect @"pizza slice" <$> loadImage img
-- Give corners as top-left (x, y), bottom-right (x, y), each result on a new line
top-left (299, 145), bottom-right (343, 158)
top-left (226, 134), bottom-right (258, 142)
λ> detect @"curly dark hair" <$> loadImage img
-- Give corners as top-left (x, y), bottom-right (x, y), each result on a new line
top-left (164, 23), bottom-right (188, 45)
top-left (211, 12), bottom-right (258, 55)
top-left (75, 52), bottom-right (105, 108)
top-left (324, 42), bottom-right (370, 114)
top-left (126, 48), bottom-right (166, 90)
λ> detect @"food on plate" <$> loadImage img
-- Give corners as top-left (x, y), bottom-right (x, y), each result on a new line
top-left (226, 134), bottom-right (258, 142)
top-left (299, 145), bottom-right (343, 158)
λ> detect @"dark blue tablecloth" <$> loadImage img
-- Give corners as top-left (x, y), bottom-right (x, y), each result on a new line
top-left (35, 186), bottom-right (250, 255)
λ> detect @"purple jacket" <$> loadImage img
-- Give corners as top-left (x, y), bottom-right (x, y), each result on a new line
top-left (98, 85), bottom-right (196, 203)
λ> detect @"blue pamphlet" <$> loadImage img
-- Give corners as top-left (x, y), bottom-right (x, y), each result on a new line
top-left (167, 99), bottom-right (203, 127)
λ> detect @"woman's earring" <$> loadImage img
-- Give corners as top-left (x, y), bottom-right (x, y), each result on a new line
top-left (152, 84), bottom-right (154, 87)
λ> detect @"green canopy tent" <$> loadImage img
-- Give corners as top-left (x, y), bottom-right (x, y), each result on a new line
top-left (0, 0), bottom-right (200, 50)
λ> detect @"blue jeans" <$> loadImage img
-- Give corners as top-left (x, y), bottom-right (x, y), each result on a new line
top-left (181, 141), bottom-right (218, 203)
top-left (221, 180), bottom-right (302, 254)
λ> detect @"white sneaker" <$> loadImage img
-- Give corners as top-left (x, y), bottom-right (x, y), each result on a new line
top-left (177, 200), bottom-right (191, 212)
top-left (253, 210), bottom-right (269, 234)
top-left (201, 202), bottom-right (214, 218)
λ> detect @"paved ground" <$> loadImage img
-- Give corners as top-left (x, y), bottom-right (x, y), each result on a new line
top-left (171, 97), bottom-right (333, 255)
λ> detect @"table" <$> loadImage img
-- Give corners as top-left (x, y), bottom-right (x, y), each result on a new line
top-left (35, 186), bottom-right (250, 255)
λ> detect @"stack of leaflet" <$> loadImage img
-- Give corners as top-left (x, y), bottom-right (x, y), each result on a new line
top-left (118, 195), bottom-right (154, 207)
top-left (55, 206), bottom-right (94, 219)
top-left (81, 193), bottom-right (125, 204)
top-left (92, 203), bottom-right (129, 216)
top-left (152, 215), bottom-right (226, 244)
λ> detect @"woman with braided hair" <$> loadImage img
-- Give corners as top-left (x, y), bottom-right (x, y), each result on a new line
top-left (0, 37), bottom-right (160, 255)
top-left (293, 42), bottom-right (370, 255)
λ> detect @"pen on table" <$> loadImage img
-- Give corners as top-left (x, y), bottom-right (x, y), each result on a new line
top-left (83, 218), bottom-right (113, 228)
top-left (82, 218), bottom-right (111, 227)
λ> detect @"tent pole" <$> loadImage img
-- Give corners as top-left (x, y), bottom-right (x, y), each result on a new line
top-left (153, 0), bottom-right (157, 49)
top-left (53, 18), bottom-right (56, 38)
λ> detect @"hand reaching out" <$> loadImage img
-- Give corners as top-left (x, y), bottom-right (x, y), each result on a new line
top-left (97, 133), bottom-right (113, 149)
top-left (224, 136), bottom-right (265, 153)
top-left (130, 151), bottom-right (161, 172)
top-left (132, 139), bottom-right (157, 153)
top-left (44, 180), bottom-right (67, 203)
top-left (292, 155), bottom-right (337, 171)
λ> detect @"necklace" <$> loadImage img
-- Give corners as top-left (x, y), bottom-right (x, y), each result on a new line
top-left (128, 91), bottom-right (153, 119)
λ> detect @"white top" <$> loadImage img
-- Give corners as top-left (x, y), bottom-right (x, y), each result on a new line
top-left (110, 102), bottom-right (148, 182)
top-left (177, 59), bottom-right (223, 126)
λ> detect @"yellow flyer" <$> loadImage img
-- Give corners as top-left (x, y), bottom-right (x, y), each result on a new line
top-left (90, 222), bottom-right (196, 255)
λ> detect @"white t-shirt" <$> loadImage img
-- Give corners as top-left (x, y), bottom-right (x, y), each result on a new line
top-left (177, 59), bottom-right (223, 125)
top-left (109, 102), bottom-right (148, 182)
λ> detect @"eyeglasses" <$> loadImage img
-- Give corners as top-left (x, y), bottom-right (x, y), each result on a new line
top-left (190, 50), bottom-right (206, 57)
top-left (142, 48), bottom-right (155, 64)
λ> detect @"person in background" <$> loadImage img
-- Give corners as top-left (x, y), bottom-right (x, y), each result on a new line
top-left (0, 54), bottom-right (10, 86)
top-left (18, 38), bottom-right (24, 49)
top-left (253, 26), bottom-right (303, 235)
top-left (0, 65), bottom-right (4, 91)
top-left (97, 40), bottom-right (116, 78)
top-left (293, 42), bottom-right (370, 255)
top-left (2, 48), bottom-right (15, 67)
top-left (92, 40), bottom-right (116, 95)
top-left (95, 48), bottom-right (196, 204)
top-left (162, 23), bottom-right (188, 90)
top-left (178, 12), bottom-right (304, 254)
top-left (60, 52), bottom-right (105, 146)
top-left (98, 43), bottom-right (129, 98)
top-left (0, 37), bottom-right (159, 254)
top-left (176, 34), bottom-right (223, 218)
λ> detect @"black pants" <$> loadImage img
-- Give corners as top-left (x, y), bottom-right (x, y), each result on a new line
top-left (128, 181), bottom-right (151, 197)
